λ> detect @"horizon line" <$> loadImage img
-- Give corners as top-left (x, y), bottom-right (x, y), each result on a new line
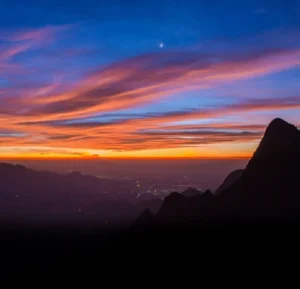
top-left (0, 155), bottom-right (251, 161)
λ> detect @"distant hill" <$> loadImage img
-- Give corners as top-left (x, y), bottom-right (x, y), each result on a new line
top-left (0, 163), bottom-right (143, 227)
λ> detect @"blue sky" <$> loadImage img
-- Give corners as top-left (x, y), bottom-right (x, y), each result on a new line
top-left (0, 0), bottom-right (300, 158)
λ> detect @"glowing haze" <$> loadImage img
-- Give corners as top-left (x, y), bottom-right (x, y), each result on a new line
top-left (1, 0), bottom-right (300, 159)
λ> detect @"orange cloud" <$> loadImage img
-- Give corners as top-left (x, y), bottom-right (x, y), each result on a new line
top-left (0, 97), bottom-right (297, 156)
top-left (1, 27), bottom-right (300, 158)
top-left (1, 45), bottom-right (300, 122)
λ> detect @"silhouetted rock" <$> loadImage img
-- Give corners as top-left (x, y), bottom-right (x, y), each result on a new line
top-left (135, 208), bottom-right (155, 223)
top-left (135, 118), bottom-right (300, 227)
top-left (181, 187), bottom-right (203, 197)
top-left (156, 192), bottom-right (188, 219)
top-left (215, 169), bottom-right (244, 195)
top-left (156, 189), bottom-right (217, 224)
top-left (222, 118), bottom-right (300, 218)
top-left (130, 208), bottom-right (156, 231)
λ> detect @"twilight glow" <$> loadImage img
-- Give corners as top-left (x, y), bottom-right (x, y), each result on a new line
top-left (1, 0), bottom-right (300, 158)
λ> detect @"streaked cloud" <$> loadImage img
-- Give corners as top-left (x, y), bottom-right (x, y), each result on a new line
top-left (0, 24), bottom-right (72, 42)
top-left (1, 26), bottom-right (300, 157)
top-left (1, 96), bottom-right (297, 155)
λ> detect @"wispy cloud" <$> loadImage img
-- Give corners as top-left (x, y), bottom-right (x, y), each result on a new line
top-left (0, 43), bottom-right (31, 61)
top-left (2, 43), bottom-right (300, 122)
top-left (0, 24), bottom-right (72, 43)
top-left (3, 96), bottom-right (298, 153)
top-left (1, 27), bottom-right (300, 157)
top-left (0, 24), bottom-right (74, 80)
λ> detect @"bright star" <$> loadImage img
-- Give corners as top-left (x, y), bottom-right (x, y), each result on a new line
top-left (159, 42), bottom-right (164, 48)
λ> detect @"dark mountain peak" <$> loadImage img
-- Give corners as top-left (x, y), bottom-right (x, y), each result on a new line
top-left (250, 118), bottom-right (300, 160)
top-left (192, 189), bottom-right (215, 200)
top-left (163, 192), bottom-right (187, 205)
top-left (166, 191), bottom-right (187, 201)
top-left (157, 186), bottom-right (217, 222)
top-left (131, 208), bottom-right (155, 229)
top-left (269, 117), bottom-right (289, 126)
top-left (265, 118), bottom-right (297, 137)
top-left (140, 208), bottom-right (154, 219)
top-left (156, 192), bottom-right (188, 218)
top-left (181, 187), bottom-right (203, 197)
top-left (228, 118), bottom-right (300, 217)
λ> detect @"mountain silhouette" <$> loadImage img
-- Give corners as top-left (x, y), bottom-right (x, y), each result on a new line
top-left (3, 118), bottom-right (300, 283)
top-left (131, 208), bottom-right (155, 230)
top-left (156, 192), bottom-right (189, 220)
top-left (133, 118), bottom-right (300, 226)
top-left (220, 118), bottom-right (300, 219)
top-left (214, 169), bottom-right (244, 195)
top-left (181, 187), bottom-right (203, 197)
top-left (156, 189), bottom-right (219, 224)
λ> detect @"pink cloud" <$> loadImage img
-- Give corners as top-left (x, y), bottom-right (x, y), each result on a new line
top-left (0, 24), bottom-right (72, 43)
top-left (1, 29), bottom-right (300, 155)
top-left (15, 46), bottom-right (300, 122)
top-left (0, 43), bottom-right (31, 61)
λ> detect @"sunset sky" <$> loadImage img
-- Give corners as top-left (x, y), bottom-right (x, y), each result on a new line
top-left (1, 0), bottom-right (300, 158)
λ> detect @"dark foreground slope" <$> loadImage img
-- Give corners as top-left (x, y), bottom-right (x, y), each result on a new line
top-left (3, 218), bottom-right (300, 285)
top-left (214, 169), bottom-right (244, 195)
